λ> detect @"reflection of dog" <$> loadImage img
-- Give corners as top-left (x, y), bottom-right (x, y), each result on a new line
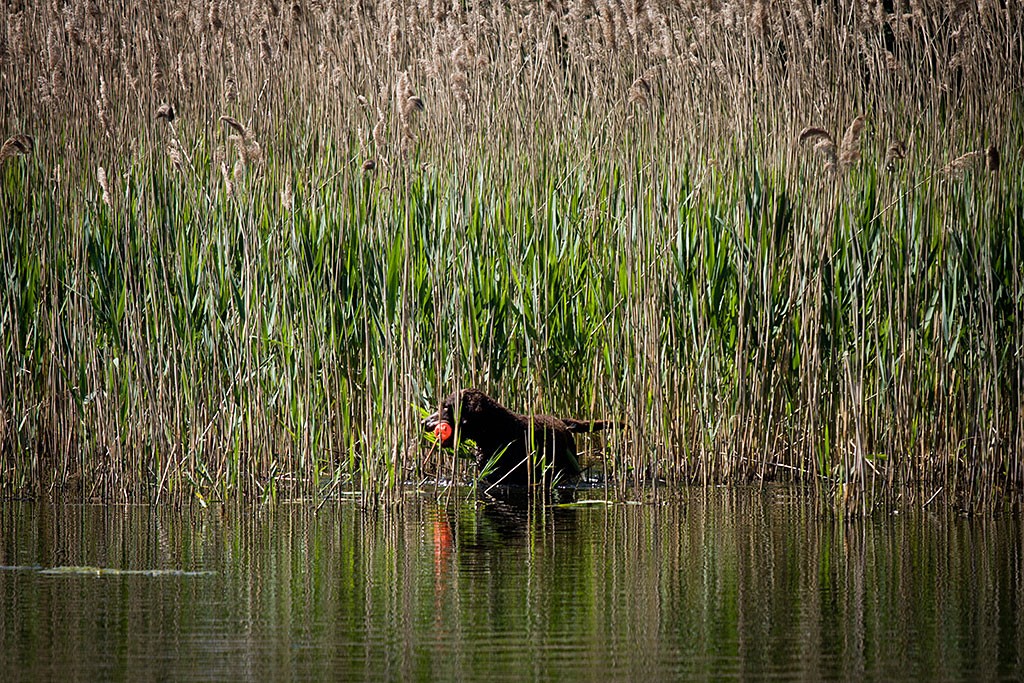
top-left (422, 389), bottom-right (621, 486)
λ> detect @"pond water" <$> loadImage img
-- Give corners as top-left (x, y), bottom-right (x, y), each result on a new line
top-left (1, 487), bottom-right (1021, 681)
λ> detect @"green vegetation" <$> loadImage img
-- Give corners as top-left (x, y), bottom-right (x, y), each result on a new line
top-left (1, 2), bottom-right (1021, 511)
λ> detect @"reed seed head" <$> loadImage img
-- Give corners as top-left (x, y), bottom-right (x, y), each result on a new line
top-left (986, 145), bottom-right (1000, 173)
top-left (628, 75), bottom-right (652, 106)
top-left (157, 102), bottom-right (176, 123)
top-left (799, 127), bottom-right (837, 171)
top-left (209, 0), bottom-right (223, 30)
top-left (220, 115), bottom-right (246, 137)
top-left (224, 77), bottom-right (238, 104)
top-left (944, 150), bottom-right (985, 175)
top-left (281, 175), bottom-right (293, 211)
top-left (407, 95), bottom-right (425, 114)
top-left (97, 76), bottom-right (111, 135)
top-left (0, 134), bottom-right (34, 164)
top-left (167, 139), bottom-right (183, 171)
top-left (220, 161), bottom-right (234, 198)
top-left (97, 166), bottom-right (111, 207)
top-left (798, 127), bottom-right (833, 145)
top-left (260, 28), bottom-right (272, 65)
top-left (885, 140), bottom-right (907, 171)
top-left (397, 71), bottom-right (424, 120)
top-left (814, 139), bottom-right (838, 171)
top-left (372, 108), bottom-right (386, 150)
top-left (839, 116), bottom-right (866, 168)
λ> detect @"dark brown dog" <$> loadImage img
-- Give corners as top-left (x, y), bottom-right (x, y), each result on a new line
top-left (422, 389), bottom-right (621, 487)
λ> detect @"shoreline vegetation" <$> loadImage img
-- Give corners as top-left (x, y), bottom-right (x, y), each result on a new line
top-left (1, 1), bottom-right (1021, 512)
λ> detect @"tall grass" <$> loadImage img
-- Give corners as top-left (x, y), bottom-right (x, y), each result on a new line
top-left (1, 1), bottom-right (1021, 511)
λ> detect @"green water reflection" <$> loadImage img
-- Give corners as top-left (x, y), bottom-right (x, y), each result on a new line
top-left (1, 488), bottom-right (1021, 681)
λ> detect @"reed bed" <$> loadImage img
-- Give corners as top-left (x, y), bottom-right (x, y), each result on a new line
top-left (1, 1), bottom-right (1021, 511)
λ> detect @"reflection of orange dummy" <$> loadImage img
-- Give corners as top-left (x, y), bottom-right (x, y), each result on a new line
top-left (433, 513), bottom-right (454, 618)
top-left (433, 515), bottom-right (453, 568)
top-left (432, 511), bottom-right (452, 630)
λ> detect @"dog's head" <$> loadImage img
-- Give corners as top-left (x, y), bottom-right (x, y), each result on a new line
top-left (422, 388), bottom-right (491, 446)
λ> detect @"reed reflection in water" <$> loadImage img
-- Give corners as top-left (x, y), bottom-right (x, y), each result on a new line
top-left (1, 488), bottom-right (1021, 681)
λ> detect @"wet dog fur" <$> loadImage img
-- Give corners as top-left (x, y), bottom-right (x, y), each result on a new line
top-left (422, 389), bottom-right (620, 487)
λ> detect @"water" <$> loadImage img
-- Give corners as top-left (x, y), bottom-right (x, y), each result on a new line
top-left (1, 488), bottom-right (1021, 681)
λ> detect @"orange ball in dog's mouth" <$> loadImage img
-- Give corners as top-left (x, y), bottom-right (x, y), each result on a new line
top-left (433, 422), bottom-right (453, 442)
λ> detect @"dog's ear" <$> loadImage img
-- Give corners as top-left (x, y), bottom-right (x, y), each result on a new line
top-left (458, 388), bottom-right (482, 424)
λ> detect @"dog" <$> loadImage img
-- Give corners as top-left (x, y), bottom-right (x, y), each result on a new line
top-left (422, 389), bottom-right (621, 487)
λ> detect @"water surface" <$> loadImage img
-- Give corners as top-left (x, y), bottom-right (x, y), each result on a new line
top-left (1, 488), bottom-right (1021, 681)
